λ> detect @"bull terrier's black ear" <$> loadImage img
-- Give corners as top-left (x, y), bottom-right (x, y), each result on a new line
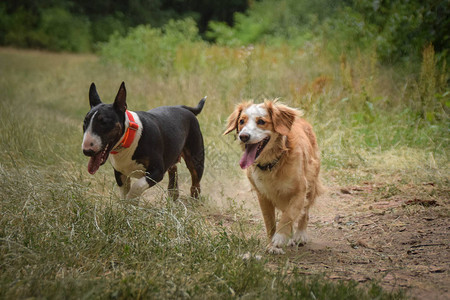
top-left (89, 83), bottom-right (102, 108)
top-left (113, 82), bottom-right (127, 113)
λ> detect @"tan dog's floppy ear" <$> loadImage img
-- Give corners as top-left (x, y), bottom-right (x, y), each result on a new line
top-left (223, 102), bottom-right (251, 135)
top-left (266, 100), bottom-right (301, 136)
top-left (223, 107), bottom-right (241, 135)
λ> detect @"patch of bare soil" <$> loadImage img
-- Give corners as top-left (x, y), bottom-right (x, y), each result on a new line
top-left (287, 183), bottom-right (450, 299)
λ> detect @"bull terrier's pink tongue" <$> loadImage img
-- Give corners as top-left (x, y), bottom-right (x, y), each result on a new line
top-left (239, 144), bottom-right (258, 169)
top-left (88, 154), bottom-right (102, 175)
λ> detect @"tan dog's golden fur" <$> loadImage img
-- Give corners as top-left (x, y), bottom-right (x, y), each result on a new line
top-left (224, 100), bottom-right (323, 254)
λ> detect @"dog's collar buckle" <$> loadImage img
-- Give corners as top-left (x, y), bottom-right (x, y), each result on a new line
top-left (128, 119), bottom-right (138, 131)
top-left (111, 110), bottom-right (138, 154)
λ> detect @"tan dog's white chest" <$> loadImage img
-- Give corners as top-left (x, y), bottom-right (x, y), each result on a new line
top-left (249, 168), bottom-right (297, 204)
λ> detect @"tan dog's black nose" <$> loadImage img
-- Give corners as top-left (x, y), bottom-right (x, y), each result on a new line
top-left (239, 133), bottom-right (250, 143)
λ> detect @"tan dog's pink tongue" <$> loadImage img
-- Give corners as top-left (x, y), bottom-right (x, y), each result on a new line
top-left (239, 144), bottom-right (258, 169)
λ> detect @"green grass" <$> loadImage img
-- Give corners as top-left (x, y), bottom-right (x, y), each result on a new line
top-left (1, 46), bottom-right (447, 299)
top-left (0, 166), bottom-right (404, 299)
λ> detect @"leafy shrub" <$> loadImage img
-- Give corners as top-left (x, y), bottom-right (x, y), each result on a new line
top-left (91, 14), bottom-right (127, 45)
top-left (207, 0), bottom-right (337, 47)
top-left (207, 0), bottom-right (449, 64)
top-left (0, 5), bottom-right (40, 47)
top-left (100, 24), bottom-right (162, 71)
top-left (100, 18), bottom-right (203, 72)
top-left (38, 8), bottom-right (92, 52)
top-left (321, 7), bottom-right (377, 58)
top-left (352, 0), bottom-right (449, 63)
top-left (415, 44), bottom-right (449, 121)
top-left (0, 5), bottom-right (92, 52)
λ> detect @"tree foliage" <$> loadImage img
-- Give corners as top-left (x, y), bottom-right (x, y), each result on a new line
top-left (0, 0), bottom-right (448, 65)
top-left (208, 0), bottom-right (449, 63)
top-left (0, 0), bottom-right (248, 52)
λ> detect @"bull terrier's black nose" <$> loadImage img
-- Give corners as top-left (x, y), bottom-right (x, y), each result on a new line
top-left (83, 149), bottom-right (95, 157)
top-left (239, 133), bottom-right (250, 143)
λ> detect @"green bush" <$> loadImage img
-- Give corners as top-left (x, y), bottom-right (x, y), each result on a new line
top-left (207, 0), bottom-right (337, 47)
top-left (99, 24), bottom-right (164, 72)
top-left (207, 0), bottom-right (449, 64)
top-left (91, 14), bottom-right (127, 45)
top-left (416, 44), bottom-right (449, 121)
top-left (320, 7), bottom-right (377, 58)
top-left (99, 18), bottom-right (203, 72)
top-left (0, 6), bottom-right (40, 47)
top-left (351, 0), bottom-right (449, 63)
top-left (0, 6), bottom-right (93, 52)
top-left (38, 8), bottom-right (92, 52)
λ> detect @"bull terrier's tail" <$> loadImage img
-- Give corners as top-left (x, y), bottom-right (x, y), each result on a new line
top-left (182, 96), bottom-right (206, 116)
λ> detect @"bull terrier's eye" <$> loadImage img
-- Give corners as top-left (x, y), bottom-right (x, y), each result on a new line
top-left (97, 115), bottom-right (107, 125)
top-left (257, 119), bottom-right (266, 125)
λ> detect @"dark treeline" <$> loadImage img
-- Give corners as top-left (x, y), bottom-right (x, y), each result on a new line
top-left (0, 0), bottom-right (248, 52)
top-left (0, 0), bottom-right (448, 65)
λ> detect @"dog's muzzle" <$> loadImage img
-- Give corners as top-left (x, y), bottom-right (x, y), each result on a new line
top-left (83, 149), bottom-right (95, 157)
top-left (239, 133), bottom-right (250, 143)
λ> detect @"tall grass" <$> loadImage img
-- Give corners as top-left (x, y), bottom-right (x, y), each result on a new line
top-left (102, 27), bottom-right (448, 184)
top-left (0, 43), bottom-right (446, 298)
top-left (0, 148), bottom-right (403, 299)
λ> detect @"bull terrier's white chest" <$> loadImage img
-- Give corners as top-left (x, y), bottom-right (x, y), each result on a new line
top-left (109, 113), bottom-right (146, 178)
top-left (110, 154), bottom-right (146, 178)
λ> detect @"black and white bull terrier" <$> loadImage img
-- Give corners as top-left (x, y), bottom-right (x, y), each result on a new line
top-left (82, 82), bottom-right (206, 201)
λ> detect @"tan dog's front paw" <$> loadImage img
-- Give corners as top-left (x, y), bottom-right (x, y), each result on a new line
top-left (288, 230), bottom-right (308, 247)
top-left (272, 233), bottom-right (289, 247)
top-left (267, 233), bottom-right (289, 254)
top-left (267, 245), bottom-right (285, 255)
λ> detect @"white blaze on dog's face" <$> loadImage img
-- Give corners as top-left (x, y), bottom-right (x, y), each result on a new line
top-left (237, 104), bottom-right (273, 169)
top-left (239, 104), bottom-right (271, 143)
top-left (82, 111), bottom-right (102, 154)
top-left (224, 100), bottom-right (300, 170)
top-left (82, 82), bottom-right (127, 175)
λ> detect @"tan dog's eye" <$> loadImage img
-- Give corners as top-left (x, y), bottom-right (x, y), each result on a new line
top-left (239, 119), bottom-right (245, 125)
top-left (257, 119), bottom-right (266, 125)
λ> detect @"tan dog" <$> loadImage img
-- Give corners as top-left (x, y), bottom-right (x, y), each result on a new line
top-left (224, 100), bottom-right (323, 254)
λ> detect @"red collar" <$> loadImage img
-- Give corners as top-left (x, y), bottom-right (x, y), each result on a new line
top-left (111, 110), bottom-right (139, 154)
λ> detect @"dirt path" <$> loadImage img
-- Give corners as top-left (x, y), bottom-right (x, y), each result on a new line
top-left (285, 183), bottom-right (449, 299)
top-left (203, 176), bottom-right (450, 299)
top-left (145, 173), bottom-right (449, 299)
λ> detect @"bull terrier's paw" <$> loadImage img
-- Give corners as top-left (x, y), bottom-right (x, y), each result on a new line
top-left (168, 189), bottom-right (180, 201)
top-left (125, 193), bottom-right (140, 206)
